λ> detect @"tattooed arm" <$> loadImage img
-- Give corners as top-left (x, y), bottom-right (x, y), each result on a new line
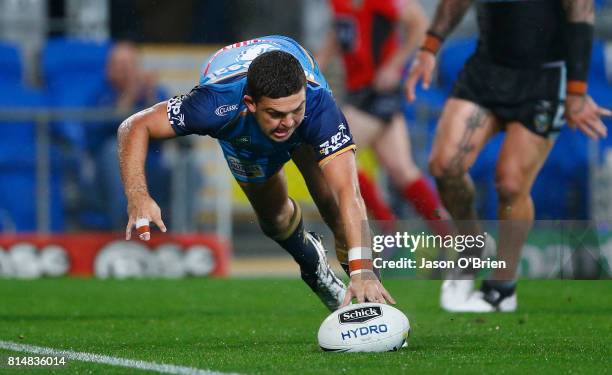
top-left (428, 0), bottom-right (474, 40)
top-left (562, 0), bottom-right (594, 22)
top-left (561, 0), bottom-right (610, 139)
top-left (405, 0), bottom-right (473, 101)
top-left (562, 0), bottom-right (594, 88)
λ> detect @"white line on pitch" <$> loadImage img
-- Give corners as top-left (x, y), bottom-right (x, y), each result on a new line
top-left (0, 340), bottom-right (240, 375)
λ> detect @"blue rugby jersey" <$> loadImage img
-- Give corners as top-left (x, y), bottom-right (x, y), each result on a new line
top-left (165, 36), bottom-right (355, 181)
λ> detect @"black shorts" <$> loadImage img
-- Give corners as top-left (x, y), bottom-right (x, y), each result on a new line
top-left (345, 87), bottom-right (403, 123)
top-left (452, 55), bottom-right (566, 138)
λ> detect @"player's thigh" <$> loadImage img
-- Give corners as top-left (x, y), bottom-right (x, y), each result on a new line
top-left (238, 168), bottom-right (289, 223)
top-left (495, 122), bottom-right (555, 196)
top-left (372, 113), bottom-right (420, 186)
top-left (429, 98), bottom-right (500, 177)
top-left (343, 105), bottom-right (386, 148)
top-left (291, 145), bottom-right (342, 228)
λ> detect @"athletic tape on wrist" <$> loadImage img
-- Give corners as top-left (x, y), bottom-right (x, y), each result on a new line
top-left (567, 80), bottom-right (588, 96)
top-left (420, 32), bottom-right (444, 55)
top-left (349, 268), bottom-right (375, 277)
top-left (348, 247), bottom-right (373, 274)
top-left (136, 218), bottom-right (150, 236)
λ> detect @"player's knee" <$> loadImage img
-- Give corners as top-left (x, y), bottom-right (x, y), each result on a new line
top-left (260, 218), bottom-right (289, 238)
top-left (495, 174), bottom-right (526, 204)
top-left (428, 153), bottom-right (465, 179)
top-left (259, 198), bottom-right (300, 240)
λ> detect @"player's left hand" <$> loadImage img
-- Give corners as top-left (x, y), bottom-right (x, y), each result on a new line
top-left (373, 64), bottom-right (401, 92)
top-left (405, 50), bottom-right (436, 103)
top-left (341, 271), bottom-right (396, 307)
top-left (125, 194), bottom-right (167, 241)
top-left (565, 94), bottom-right (611, 139)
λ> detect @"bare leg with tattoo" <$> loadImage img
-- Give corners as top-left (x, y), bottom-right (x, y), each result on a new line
top-left (430, 99), bottom-right (500, 260)
top-left (428, 99), bottom-right (500, 310)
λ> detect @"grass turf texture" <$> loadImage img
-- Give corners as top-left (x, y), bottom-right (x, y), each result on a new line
top-left (0, 278), bottom-right (610, 374)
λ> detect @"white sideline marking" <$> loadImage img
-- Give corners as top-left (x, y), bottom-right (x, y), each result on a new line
top-left (0, 340), bottom-right (239, 375)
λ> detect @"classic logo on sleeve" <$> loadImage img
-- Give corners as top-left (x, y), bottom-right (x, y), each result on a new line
top-left (215, 103), bottom-right (239, 117)
top-left (167, 95), bottom-right (186, 127)
top-left (319, 123), bottom-right (351, 156)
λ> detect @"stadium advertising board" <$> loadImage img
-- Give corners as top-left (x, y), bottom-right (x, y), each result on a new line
top-left (0, 233), bottom-right (230, 279)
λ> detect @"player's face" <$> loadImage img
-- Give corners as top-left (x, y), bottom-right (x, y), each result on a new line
top-left (244, 88), bottom-right (306, 142)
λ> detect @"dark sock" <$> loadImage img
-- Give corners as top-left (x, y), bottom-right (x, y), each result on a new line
top-left (271, 200), bottom-right (319, 277)
top-left (340, 263), bottom-right (349, 276)
top-left (481, 279), bottom-right (516, 297)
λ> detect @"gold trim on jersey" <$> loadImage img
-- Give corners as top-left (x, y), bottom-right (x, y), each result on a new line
top-left (318, 145), bottom-right (357, 167)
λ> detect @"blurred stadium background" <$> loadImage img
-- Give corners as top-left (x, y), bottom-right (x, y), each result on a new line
top-left (0, 0), bottom-right (612, 280)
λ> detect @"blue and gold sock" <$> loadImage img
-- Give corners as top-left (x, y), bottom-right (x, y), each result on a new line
top-left (270, 198), bottom-right (319, 276)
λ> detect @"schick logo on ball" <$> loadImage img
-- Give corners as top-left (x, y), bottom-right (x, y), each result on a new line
top-left (340, 324), bottom-right (388, 340)
top-left (339, 306), bottom-right (382, 324)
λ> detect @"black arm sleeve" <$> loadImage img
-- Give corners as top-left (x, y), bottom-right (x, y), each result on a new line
top-left (565, 22), bottom-right (594, 82)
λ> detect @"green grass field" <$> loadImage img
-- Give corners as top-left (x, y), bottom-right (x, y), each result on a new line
top-left (0, 278), bottom-right (610, 374)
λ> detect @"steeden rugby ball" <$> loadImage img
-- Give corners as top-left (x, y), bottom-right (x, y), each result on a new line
top-left (318, 303), bottom-right (410, 352)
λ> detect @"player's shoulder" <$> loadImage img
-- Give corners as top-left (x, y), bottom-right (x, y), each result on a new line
top-left (305, 84), bottom-right (336, 114)
top-left (299, 85), bottom-right (344, 137)
top-left (168, 81), bottom-right (246, 135)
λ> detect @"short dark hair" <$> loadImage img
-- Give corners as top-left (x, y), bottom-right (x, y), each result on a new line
top-left (246, 50), bottom-right (306, 102)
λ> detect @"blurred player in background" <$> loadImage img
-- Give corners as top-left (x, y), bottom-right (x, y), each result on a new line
top-left (316, 0), bottom-right (452, 236)
top-left (407, 0), bottom-right (611, 312)
top-left (117, 36), bottom-right (396, 311)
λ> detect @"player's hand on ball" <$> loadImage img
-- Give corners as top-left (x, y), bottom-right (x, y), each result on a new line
top-left (125, 195), bottom-right (167, 241)
top-left (566, 94), bottom-right (610, 140)
top-left (341, 271), bottom-right (396, 307)
top-left (405, 50), bottom-right (437, 103)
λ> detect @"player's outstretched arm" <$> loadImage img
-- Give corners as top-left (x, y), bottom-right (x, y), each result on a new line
top-left (405, 0), bottom-right (473, 102)
top-left (562, 0), bottom-right (611, 139)
top-left (117, 101), bottom-right (176, 240)
top-left (320, 151), bottom-right (396, 306)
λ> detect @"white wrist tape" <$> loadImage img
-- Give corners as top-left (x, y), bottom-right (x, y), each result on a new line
top-left (348, 247), bottom-right (372, 261)
top-left (349, 268), bottom-right (375, 277)
top-left (136, 218), bottom-right (149, 228)
top-left (348, 247), bottom-right (373, 274)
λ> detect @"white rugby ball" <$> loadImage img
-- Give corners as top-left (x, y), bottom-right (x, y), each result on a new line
top-left (318, 303), bottom-right (410, 352)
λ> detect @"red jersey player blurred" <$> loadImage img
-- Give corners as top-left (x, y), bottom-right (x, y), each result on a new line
top-left (317, 0), bottom-right (451, 236)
